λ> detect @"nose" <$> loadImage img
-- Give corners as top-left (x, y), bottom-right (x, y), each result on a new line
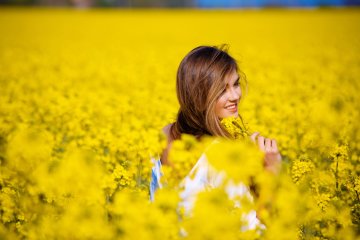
top-left (228, 87), bottom-right (240, 101)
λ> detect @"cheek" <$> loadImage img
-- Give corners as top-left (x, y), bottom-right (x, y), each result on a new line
top-left (215, 96), bottom-right (227, 115)
top-left (216, 95), bottom-right (226, 107)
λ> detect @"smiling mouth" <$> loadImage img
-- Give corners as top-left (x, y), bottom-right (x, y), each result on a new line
top-left (225, 104), bottom-right (237, 111)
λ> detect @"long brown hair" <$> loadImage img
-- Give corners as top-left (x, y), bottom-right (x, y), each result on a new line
top-left (169, 44), bottom-right (247, 141)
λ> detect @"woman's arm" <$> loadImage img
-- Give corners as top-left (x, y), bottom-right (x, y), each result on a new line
top-left (249, 132), bottom-right (282, 224)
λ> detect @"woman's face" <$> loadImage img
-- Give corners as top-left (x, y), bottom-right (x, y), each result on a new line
top-left (215, 70), bottom-right (241, 119)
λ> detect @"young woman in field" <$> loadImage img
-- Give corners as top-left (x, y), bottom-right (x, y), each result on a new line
top-left (150, 45), bottom-right (282, 230)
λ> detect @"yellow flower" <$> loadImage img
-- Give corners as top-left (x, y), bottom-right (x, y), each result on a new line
top-left (206, 138), bottom-right (263, 185)
top-left (221, 116), bottom-right (250, 139)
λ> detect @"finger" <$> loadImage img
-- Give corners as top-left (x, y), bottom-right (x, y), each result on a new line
top-left (271, 139), bottom-right (278, 152)
top-left (250, 132), bottom-right (260, 143)
top-left (257, 135), bottom-right (265, 152)
top-left (265, 138), bottom-right (272, 151)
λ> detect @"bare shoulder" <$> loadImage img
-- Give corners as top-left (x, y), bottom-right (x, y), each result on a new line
top-left (160, 123), bottom-right (174, 165)
top-left (162, 123), bottom-right (173, 140)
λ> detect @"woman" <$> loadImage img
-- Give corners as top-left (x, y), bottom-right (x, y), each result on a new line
top-left (150, 45), bottom-right (282, 230)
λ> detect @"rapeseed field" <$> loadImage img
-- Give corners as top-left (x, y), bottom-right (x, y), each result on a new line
top-left (0, 7), bottom-right (359, 239)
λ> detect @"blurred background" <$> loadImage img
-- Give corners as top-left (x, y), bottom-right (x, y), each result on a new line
top-left (0, 0), bottom-right (359, 8)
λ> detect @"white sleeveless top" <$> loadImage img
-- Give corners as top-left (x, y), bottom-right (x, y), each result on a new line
top-left (149, 152), bottom-right (265, 232)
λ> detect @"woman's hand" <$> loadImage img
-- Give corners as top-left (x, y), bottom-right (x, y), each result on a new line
top-left (250, 132), bottom-right (282, 175)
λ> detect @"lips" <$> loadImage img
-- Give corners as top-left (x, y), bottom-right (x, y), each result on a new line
top-left (225, 103), bottom-right (237, 112)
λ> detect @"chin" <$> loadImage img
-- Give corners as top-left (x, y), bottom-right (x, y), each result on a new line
top-left (219, 112), bottom-right (238, 119)
top-left (227, 110), bottom-right (238, 117)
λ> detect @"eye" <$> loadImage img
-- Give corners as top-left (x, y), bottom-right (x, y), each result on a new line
top-left (234, 80), bottom-right (240, 87)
